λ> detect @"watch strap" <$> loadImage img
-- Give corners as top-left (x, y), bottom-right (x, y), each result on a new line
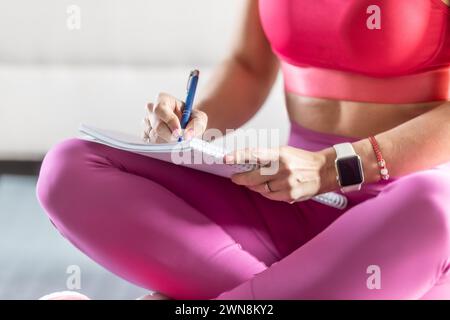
top-left (333, 142), bottom-right (356, 158)
top-left (340, 184), bottom-right (362, 192)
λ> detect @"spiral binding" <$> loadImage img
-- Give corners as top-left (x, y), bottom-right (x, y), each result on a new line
top-left (312, 192), bottom-right (348, 210)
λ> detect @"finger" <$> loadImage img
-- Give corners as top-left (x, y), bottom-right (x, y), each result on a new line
top-left (147, 103), bottom-right (160, 129)
top-left (157, 122), bottom-right (181, 142)
top-left (148, 128), bottom-right (169, 144)
top-left (148, 127), bottom-right (158, 143)
top-left (153, 94), bottom-right (184, 132)
top-left (153, 103), bottom-right (181, 132)
top-left (262, 185), bottom-right (308, 203)
top-left (143, 116), bottom-right (151, 128)
top-left (184, 110), bottom-right (208, 140)
top-left (231, 168), bottom-right (274, 187)
top-left (142, 116), bottom-right (152, 135)
top-left (265, 175), bottom-right (300, 193)
top-left (142, 130), bottom-right (150, 142)
top-left (246, 181), bottom-right (272, 194)
top-left (142, 119), bottom-right (151, 140)
top-left (155, 93), bottom-right (184, 113)
top-left (146, 102), bottom-right (154, 115)
top-left (146, 103), bottom-right (157, 127)
top-left (247, 178), bottom-right (288, 194)
top-left (261, 190), bottom-right (293, 202)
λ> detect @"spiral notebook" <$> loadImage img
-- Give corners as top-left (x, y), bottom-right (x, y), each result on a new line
top-left (78, 123), bottom-right (348, 209)
top-left (79, 123), bottom-right (257, 178)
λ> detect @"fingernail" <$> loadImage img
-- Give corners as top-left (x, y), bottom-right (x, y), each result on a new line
top-left (172, 129), bottom-right (181, 139)
top-left (184, 128), bottom-right (194, 140)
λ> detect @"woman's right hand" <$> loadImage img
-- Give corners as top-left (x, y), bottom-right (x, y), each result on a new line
top-left (143, 93), bottom-right (208, 143)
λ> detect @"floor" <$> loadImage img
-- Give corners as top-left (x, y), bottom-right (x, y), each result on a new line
top-left (0, 173), bottom-right (148, 300)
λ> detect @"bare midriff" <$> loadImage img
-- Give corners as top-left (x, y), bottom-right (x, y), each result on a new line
top-left (285, 92), bottom-right (443, 138)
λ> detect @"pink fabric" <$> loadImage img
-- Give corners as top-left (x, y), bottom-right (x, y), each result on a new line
top-left (36, 124), bottom-right (450, 299)
top-left (259, 0), bottom-right (450, 103)
top-left (281, 61), bottom-right (450, 104)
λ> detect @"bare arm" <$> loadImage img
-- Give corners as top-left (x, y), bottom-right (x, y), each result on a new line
top-left (317, 103), bottom-right (450, 192)
top-left (143, 0), bottom-right (278, 143)
top-left (354, 104), bottom-right (450, 181)
top-left (196, 0), bottom-right (279, 133)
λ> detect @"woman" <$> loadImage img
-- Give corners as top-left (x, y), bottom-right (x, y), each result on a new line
top-left (37, 0), bottom-right (450, 299)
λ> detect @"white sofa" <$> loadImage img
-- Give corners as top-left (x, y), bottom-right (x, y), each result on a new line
top-left (0, 0), bottom-right (288, 160)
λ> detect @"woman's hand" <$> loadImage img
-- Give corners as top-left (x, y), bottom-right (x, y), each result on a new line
top-left (225, 146), bottom-right (337, 203)
top-left (143, 93), bottom-right (208, 143)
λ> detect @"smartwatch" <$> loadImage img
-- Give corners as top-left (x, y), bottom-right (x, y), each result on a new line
top-left (332, 142), bottom-right (364, 193)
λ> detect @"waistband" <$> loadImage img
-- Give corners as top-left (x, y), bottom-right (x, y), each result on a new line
top-left (281, 61), bottom-right (450, 104)
top-left (288, 121), bottom-right (359, 152)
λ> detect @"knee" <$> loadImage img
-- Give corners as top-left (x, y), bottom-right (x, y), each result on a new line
top-left (36, 138), bottom-right (97, 220)
top-left (401, 171), bottom-right (450, 214)
top-left (386, 171), bottom-right (450, 245)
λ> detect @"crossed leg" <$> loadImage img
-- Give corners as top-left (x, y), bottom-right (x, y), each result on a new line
top-left (37, 138), bottom-right (450, 299)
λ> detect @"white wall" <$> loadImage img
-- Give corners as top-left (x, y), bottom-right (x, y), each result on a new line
top-left (0, 0), bottom-right (244, 65)
top-left (0, 1), bottom-right (288, 160)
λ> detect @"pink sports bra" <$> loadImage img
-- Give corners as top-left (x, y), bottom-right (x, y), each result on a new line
top-left (259, 0), bottom-right (450, 103)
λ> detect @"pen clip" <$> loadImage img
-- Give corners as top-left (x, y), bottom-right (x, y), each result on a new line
top-left (186, 74), bottom-right (193, 93)
top-left (186, 69), bottom-right (200, 92)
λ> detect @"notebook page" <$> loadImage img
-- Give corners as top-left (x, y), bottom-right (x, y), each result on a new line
top-left (79, 123), bottom-right (190, 152)
top-left (78, 124), bottom-right (257, 177)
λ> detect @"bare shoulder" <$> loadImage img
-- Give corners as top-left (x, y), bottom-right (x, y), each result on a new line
top-left (441, 0), bottom-right (449, 7)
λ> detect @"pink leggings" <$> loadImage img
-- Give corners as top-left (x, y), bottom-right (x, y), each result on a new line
top-left (36, 123), bottom-right (450, 299)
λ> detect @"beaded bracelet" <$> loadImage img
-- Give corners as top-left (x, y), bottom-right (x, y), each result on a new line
top-left (368, 136), bottom-right (390, 181)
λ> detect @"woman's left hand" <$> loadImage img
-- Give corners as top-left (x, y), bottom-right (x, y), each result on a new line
top-left (225, 146), bottom-right (336, 203)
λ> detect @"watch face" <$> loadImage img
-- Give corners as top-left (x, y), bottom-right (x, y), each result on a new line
top-left (335, 156), bottom-right (363, 187)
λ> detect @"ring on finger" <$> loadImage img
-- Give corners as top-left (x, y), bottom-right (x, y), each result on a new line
top-left (264, 181), bottom-right (273, 193)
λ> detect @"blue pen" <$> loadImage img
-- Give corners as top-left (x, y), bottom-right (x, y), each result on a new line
top-left (178, 69), bottom-right (200, 142)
